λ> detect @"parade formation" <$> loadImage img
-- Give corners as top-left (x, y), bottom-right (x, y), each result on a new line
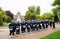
top-left (9, 20), bottom-right (55, 37)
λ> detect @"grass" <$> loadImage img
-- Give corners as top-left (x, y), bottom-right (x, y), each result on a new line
top-left (40, 30), bottom-right (60, 39)
top-left (3, 23), bottom-right (9, 26)
top-left (0, 23), bottom-right (9, 29)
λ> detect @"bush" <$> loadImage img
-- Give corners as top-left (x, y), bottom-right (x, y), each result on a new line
top-left (6, 16), bottom-right (11, 23)
top-left (0, 21), bottom-right (3, 26)
top-left (0, 15), bottom-right (3, 26)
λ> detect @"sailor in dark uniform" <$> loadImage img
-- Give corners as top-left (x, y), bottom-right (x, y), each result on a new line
top-left (10, 21), bottom-right (16, 33)
top-left (45, 20), bottom-right (49, 28)
top-left (9, 22), bottom-right (15, 36)
top-left (35, 21), bottom-right (39, 31)
top-left (41, 20), bottom-right (45, 29)
top-left (30, 21), bottom-right (33, 31)
top-left (52, 21), bottom-right (55, 28)
top-left (16, 22), bottom-right (20, 34)
top-left (32, 20), bottom-right (36, 31)
top-left (26, 21), bottom-right (31, 32)
top-left (49, 20), bottom-right (53, 28)
top-left (21, 21), bottom-right (26, 33)
top-left (39, 21), bottom-right (42, 30)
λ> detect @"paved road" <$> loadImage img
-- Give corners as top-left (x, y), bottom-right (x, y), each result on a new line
top-left (0, 23), bottom-right (60, 39)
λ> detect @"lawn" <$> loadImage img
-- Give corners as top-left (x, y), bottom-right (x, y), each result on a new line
top-left (0, 23), bottom-right (9, 29)
top-left (40, 30), bottom-right (60, 39)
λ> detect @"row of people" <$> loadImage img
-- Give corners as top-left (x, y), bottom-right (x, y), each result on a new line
top-left (9, 20), bottom-right (55, 36)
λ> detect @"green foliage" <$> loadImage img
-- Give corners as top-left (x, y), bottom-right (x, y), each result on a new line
top-left (36, 6), bottom-right (40, 15)
top-left (25, 11), bottom-right (32, 20)
top-left (54, 14), bottom-right (59, 22)
top-left (52, 0), bottom-right (60, 6)
top-left (30, 13), bottom-right (36, 20)
top-left (27, 6), bottom-right (40, 15)
top-left (6, 16), bottom-right (12, 23)
top-left (58, 14), bottom-right (60, 20)
top-left (25, 11), bottom-right (36, 20)
top-left (25, 6), bottom-right (40, 20)
top-left (52, 8), bottom-right (57, 15)
top-left (36, 15), bottom-right (41, 20)
top-left (0, 15), bottom-right (3, 26)
top-left (0, 7), bottom-right (11, 23)
top-left (28, 6), bottom-right (35, 13)
top-left (52, 6), bottom-right (60, 15)
top-left (0, 7), bottom-right (12, 26)
top-left (2, 14), bottom-right (8, 21)
top-left (40, 30), bottom-right (60, 39)
top-left (3, 23), bottom-right (9, 26)
top-left (40, 12), bottom-right (54, 20)
top-left (52, 0), bottom-right (60, 21)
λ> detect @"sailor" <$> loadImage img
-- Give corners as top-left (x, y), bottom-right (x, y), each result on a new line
top-left (10, 21), bottom-right (16, 33)
top-left (26, 21), bottom-right (31, 32)
top-left (9, 22), bottom-right (15, 36)
top-left (41, 20), bottom-right (45, 29)
top-left (49, 20), bottom-right (53, 28)
top-left (39, 21), bottom-right (42, 30)
top-left (35, 21), bottom-right (39, 31)
top-left (32, 20), bottom-right (36, 31)
top-left (45, 20), bottom-right (49, 28)
top-left (21, 21), bottom-right (26, 33)
top-left (30, 21), bottom-right (33, 31)
top-left (16, 22), bottom-right (20, 34)
top-left (52, 21), bottom-right (55, 28)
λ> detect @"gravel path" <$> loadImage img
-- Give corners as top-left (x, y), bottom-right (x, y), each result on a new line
top-left (0, 23), bottom-right (60, 39)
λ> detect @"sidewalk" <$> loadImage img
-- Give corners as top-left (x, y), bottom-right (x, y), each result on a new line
top-left (0, 24), bottom-right (60, 39)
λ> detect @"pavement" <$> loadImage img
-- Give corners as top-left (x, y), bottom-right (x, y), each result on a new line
top-left (0, 23), bottom-right (60, 39)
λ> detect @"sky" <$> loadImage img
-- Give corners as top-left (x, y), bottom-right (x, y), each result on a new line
top-left (0, 0), bottom-right (54, 15)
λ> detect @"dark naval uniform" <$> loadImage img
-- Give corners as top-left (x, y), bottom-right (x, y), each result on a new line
top-left (41, 20), bottom-right (45, 29)
top-left (9, 23), bottom-right (14, 36)
top-left (35, 21), bottom-right (39, 31)
top-left (30, 21), bottom-right (33, 31)
top-left (16, 22), bottom-right (20, 34)
top-left (21, 21), bottom-right (26, 33)
top-left (52, 21), bottom-right (55, 28)
top-left (26, 21), bottom-right (31, 32)
top-left (11, 22), bottom-right (16, 33)
top-left (39, 21), bottom-right (42, 30)
top-left (31, 21), bottom-right (36, 31)
top-left (45, 20), bottom-right (49, 28)
top-left (49, 20), bottom-right (53, 28)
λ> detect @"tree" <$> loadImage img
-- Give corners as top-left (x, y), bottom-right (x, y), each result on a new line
top-left (25, 11), bottom-right (32, 20)
top-left (30, 13), bottom-right (36, 20)
top-left (52, 0), bottom-right (60, 22)
top-left (28, 6), bottom-right (35, 13)
top-left (54, 14), bottom-right (59, 22)
top-left (27, 6), bottom-right (40, 15)
top-left (40, 12), bottom-right (54, 20)
top-left (0, 14), bottom-right (3, 26)
top-left (52, 0), bottom-right (60, 6)
top-left (2, 15), bottom-right (8, 22)
top-left (52, 6), bottom-right (60, 15)
top-left (6, 16), bottom-right (12, 23)
top-left (6, 11), bottom-right (14, 20)
top-left (25, 11), bottom-right (36, 20)
top-left (36, 15), bottom-right (41, 20)
top-left (36, 6), bottom-right (40, 15)
top-left (58, 14), bottom-right (60, 20)
top-left (0, 7), bottom-right (7, 20)
top-left (25, 6), bottom-right (40, 20)
top-left (0, 7), bottom-right (12, 23)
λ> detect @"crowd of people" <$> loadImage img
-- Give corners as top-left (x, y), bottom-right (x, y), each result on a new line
top-left (9, 20), bottom-right (55, 37)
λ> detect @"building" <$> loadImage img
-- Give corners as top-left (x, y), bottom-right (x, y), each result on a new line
top-left (13, 12), bottom-right (25, 22)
